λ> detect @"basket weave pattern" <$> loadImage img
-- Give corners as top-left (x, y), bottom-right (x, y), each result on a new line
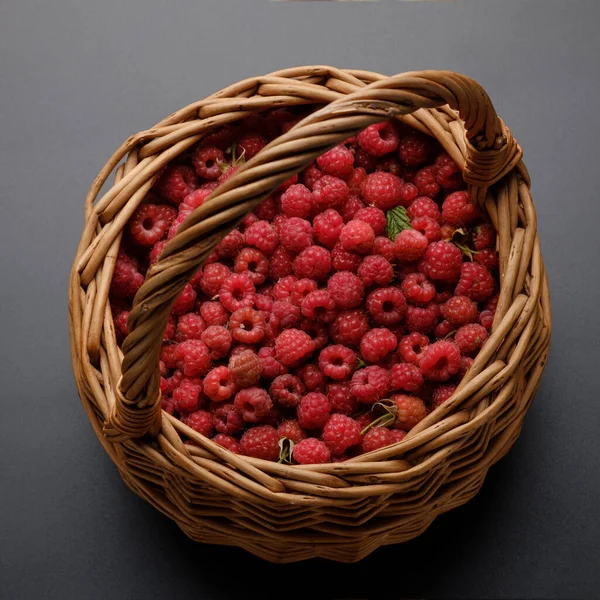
top-left (69, 67), bottom-right (551, 563)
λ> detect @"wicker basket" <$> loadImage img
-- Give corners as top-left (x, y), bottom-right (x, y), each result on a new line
top-left (69, 66), bottom-right (551, 563)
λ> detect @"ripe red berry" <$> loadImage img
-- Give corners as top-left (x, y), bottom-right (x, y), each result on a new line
top-left (244, 220), bottom-right (279, 255)
top-left (419, 340), bottom-right (461, 381)
top-left (401, 273), bottom-right (436, 304)
top-left (327, 271), bottom-right (365, 310)
top-left (414, 166), bottom-right (440, 198)
top-left (372, 236), bottom-right (396, 262)
top-left (281, 184), bottom-right (314, 218)
top-left (173, 377), bottom-right (203, 413)
top-left (398, 132), bottom-right (431, 167)
top-left (203, 366), bottom-right (236, 402)
top-left (234, 387), bottom-right (273, 423)
top-left (441, 295), bottom-right (479, 326)
top-left (398, 332), bottom-right (430, 365)
top-left (442, 190), bottom-right (479, 227)
top-left (329, 310), bottom-right (370, 348)
top-left (297, 392), bottom-right (331, 430)
top-left (432, 384), bottom-right (457, 408)
top-left (357, 255), bottom-right (394, 287)
top-left (340, 220), bottom-right (375, 254)
top-left (155, 164), bottom-right (197, 205)
top-left (293, 246), bottom-right (332, 281)
top-left (390, 363), bottom-right (424, 393)
top-left (275, 329), bottom-right (315, 366)
top-left (176, 339), bottom-right (211, 377)
top-left (331, 243), bottom-right (362, 272)
top-left (394, 229), bottom-right (429, 263)
top-left (419, 240), bottom-right (462, 282)
top-left (454, 323), bottom-right (489, 355)
top-left (360, 327), bottom-right (398, 363)
top-left (229, 307), bottom-right (266, 343)
top-left (219, 273), bottom-right (255, 312)
top-left (366, 287), bottom-right (407, 326)
top-left (411, 216), bottom-right (442, 243)
top-left (238, 132), bottom-right (267, 159)
top-left (405, 304), bottom-right (439, 334)
top-left (354, 206), bottom-right (387, 236)
top-left (360, 172), bottom-right (404, 210)
top-left (318, 345), bottom-right (357, 380)
top-left (277, 419), bottom-right (307, 443)
top-left (312, 175), bottom-right (349, 211)
top-left (293, 438), bottom-right (331, 464)
top-left (362, 427), bottom-right (396, 453)
top-left (239, 425), bottom-right (280, 461)
top-left (129, 204), bottom-right (176, 246)
top-left (326, 382), bottom-right (358, 415)
top-left (295, 363), bottom-right (326, 391)
top-left (339, 194), bottom-right (366, 222)
top-left (322, 414), bottom-right (362, 455)
top-left (212, 433), bottom-right (241, 453)
top-left (228, 349), bottom-right (261, 388)
top-left (435, 152), bottom-right (463, 191)
top-left (351, 366), bottom-right (391, 404)
top-left (279, 217), bottom-right (313, 253)
top-left (455, 262), bottom-right (495, 301)
top-left (192, 147), bottom-right (224, 180)
top-left (270, 374), bottom-right (305, 408)
top-left (317, 144), bottom-right (355, 177)
top-left (391, 394), bottom-right (428, 430)
top-left (185, 410), bottom-right (214, 437)
top-left (313, 209), bottom-right (344, 249)
top-left (357, 122), bottom-right (400, 157)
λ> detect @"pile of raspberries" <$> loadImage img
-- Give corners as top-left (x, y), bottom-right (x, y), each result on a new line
top-left (109, 109), bottom-right (499, 465)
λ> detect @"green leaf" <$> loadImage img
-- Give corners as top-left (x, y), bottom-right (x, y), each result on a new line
top-left (386, 206), bottom-right (412, 241)
top-left (355, 355), bottom-right (367, 369)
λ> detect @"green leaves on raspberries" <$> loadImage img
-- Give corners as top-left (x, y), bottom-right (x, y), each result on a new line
top-left (386, 206), bottom-right (412, 241)
top-left (355, 355), bottom-right (367, 369)
top-left (450, 227), bottom-right (480, 261)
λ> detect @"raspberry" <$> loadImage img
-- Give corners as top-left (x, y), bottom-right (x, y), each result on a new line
top-left (175, 313), bottom-right (206, 341)
top-left (317, 144), bottom-right (354, 177)
top-left (182, 187), bottom-right (214, 210)
top-left (219, 273), bottom-right (255, 312)
top-left (354, 148), bottom-right (377, 171)
top-left (216, 229), bottom-right (244, 259)
top-left (290, 438), bottom-right (330, 465)
top-left (160, 344), bottom-right (180, 370)
top-left (419, 340), bottom-right (461, 381)
top-left (401, 273), bottom-right (436, 304)
top-left (318, 345), bottom-right (356, 380)
top-left (358, 255), bottom-right (394, 287)
top-left (362, 427), bottom-right (396, 453)
top-left (258, 346), bottom-right (288, 380)
top-left (432, 384), bottom-right (457, 408)
top-left (272, 275), bottom-right (297, 301)
top-left (398, 334), bottom-right (428, 369)
top-left (161, 397), bottom-right (177, 415)
top-left (192, 147), bottom-right (224, 180)
top-left (176, 340), bottom-right (211, 377)
top-left (156, 164), bottom-right (197, 205)
top-left (233, 248), bottom-right (268, 285)
top-left (486, 292), bottom-right (500, 314)
top-left (331, 243), bottom-right (362, 272)
top-left (435, 152), bottom-right (463, 191)
top-left (376, 157), bottom-right (403, 177)
top-left (357, 122), bottom-right (399, 157)
top-left (442, 295), bottom-right (479, 326)
top-left (472, 223), bottom-right (496, 250)
top-left (253, 196), bottom-right (278, 221)
top-left (414, 166), bottom-right (440, 199)
top-left (173, 377), bottom-right (203, 412)
top-left (213, 403), bottom-right (244, 435)
top-left (313, 209), bottom-right (344, 249)
top-left (239, 425), bottom-right (279, 461)
top-left (185, 410), bottom-right (214, 436)
top-left (455, 323), bottom-right (488, 355)
top-left (400, 182), bottom-right (419, 205)
top-left (200, 302), bottom-right (229, 327)
top-left (455, 263), bottom-right (495, 302)
top-left (407, 197), bottom-right (441, 223)
top-left (351, 366), bottom-right (391, 404)
top-left (340, 220), bottom-right (375, 254)
top-left (352, 206), bottom-right (386, 236)
top-left (238, 132), bottom-right (267, 160)
top-left (203, 366), bottom-right (236, 402)
top-left (297, 392), bottom-right (331, 430)
top-left (339, 194), bottom-right (366, 222)
top-left (459, 356), bottom-right (474, 378)
top-left (411, 216), bottom-right (442, 243)
top-left (268, 246), bottom-right (295, 281)
top-left (200, 263), bottom-right (231, 297)
top-left (149, 240), bottom-right (167, 265)
top-left (234, 387), bottom-right (273, 423)
top-left (301, 290), bottom-right (337, 323)
top-left (113, 310), bottom-right (129, 340)
top-left (391, 363), bottom-right (423, 393)
top-left (475, 248), bottom-right (499, 271)
top-left (110, 251), bottom-right (144, 298)
top-left (269, 301), bottom-right (301, 331)
top-left (434, 319), bottom-right (455, 338)
top-left (398, 132), bottom-right (431, 167)
top-left (281, 184), bottom-right (314, 218)
top-left (360, 328), bottom-right (398, 363)
top-left (419, 241), bottom-right (462, 282)
top-left (390, 429), bottom-right (407, 443)
top-left (290, 278), bottom-right (318, 307)
top-left (129, 204), bottom-right (176, 246)
top-left (277, 420), bottom-right (307, 443)
top-left (295, 363), bottom-right (325, 391)
top-left (479, 310), bottom-right (494, 330)
top-left (360, 172), bottom-right (404, 210)
top-left (391, 394), bottom-right (428, 430)
top-left (228, 349), bottom-right (261, 388)
top-left (322, 414), bottom-right (361, 455)
top-left (312, 175), bottom-right (349, 211)
top-left (346, 167), bottom-right (367, 192)
top-left (252, 293), bottom-right (273, 313)
top-left (326, 382), bottom-right (358, 415)
top-left (329, 310), bottom-right (369, 348)
top-left (394, 229), bottom-right (428, 263)
top-left (269, 374), bottom-right (304, 408)
top-left (239, 212), bottom-right (258, 231)
top-left (212, 433), bottom-right (240, 454)
top-left (293, 246), bottom-right (331, 281)
top-left (366, 287), bottom-right (407, 325)
top-left (327, 271), bottom-right (364, 310)
top-left (172, 283), bottom-right (197, 316)
top-left (440, 223), bottom-right (456, 240)
top-left (275, 329), bottom-right (315, 366)
top-left (163, 315), bottom-right (176, 340)
top-left (442, 191), bottom-right (479, 227)
top-left (229, 307), bottom-right (266, 344)
top-left (405, 304), bottom-right (439, 333)
top-left (302, 163), bottom-right (323, 190)
top-left (372, 236), bottom-right (396, 262)
top-left (166, 205), bottom-right (193, 240)
top-left (243, 220), bottom-right (279, 256)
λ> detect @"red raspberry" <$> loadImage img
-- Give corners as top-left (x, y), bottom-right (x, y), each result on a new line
top-left (360, 172), bottom-right (403, 210)
top-left (252, 293), bottom-right (273, 313)
top-left (238, 211), bottom-right (259, 232)
top-left (228, 349), bottom-right (261, 388)
top-left (455, 323), bottom-right (488, 355)
top-left (317, 144), bottom-right (354, 177)
top-left (272, 275), bottom-right (297, 301)
top-left (213, 403), bottom-right (244, 435)
top-left (253, 196), bottom-right (278, 221)
top-left (295, 363), bottom-right (325, 391)
top-left (313, 209), bottom-right (344, 249)
top-left (486, 292), bottom-right (500, 313)
top-left (290, 278), bottom-right (318, 307)
top-left (219, 274), bottom-right (255, 312)
top-left (318, 345), bottom-right (356, 380)
top-left (297, 392), bottom-right (331, 429)
top-left (394, 229), bottom-right (428, 263)
top-left (293, 246), bottom-right (331, 281)
top-left (366, 287), bottom-right (407, 325)
top-left (435, 153), bottom-right (463, 191)
top-left (327, 271), bottom-right (365, 310)
top-left (200, 302), bottom-right (229, 327)
top-left (277, 420), bottom-right (307, 443)
top-left (340, 220), bottom-right (375, 254)
top-left (419, 340), bottom-right (461, 381)
top-left (162, 397), bottom-right (177, 417)
top-left (238, 132), bottom-right (267, 160)
top-left (299, 320), bottom-right (328, 354)
top-left (301, 290), bottom-right (337, 323)
top-left (110, 251), bottom-right (144, 298)
top-left (398, 132), bottom-right (431, 167)
top-left (200, 263), bottom-right (231, 297)
top-left (419, 240), bottom-right (462, 282)
top-left (479, 310), bottom-right (494, 330)
top-left (372, 236), bottom-right (396, 262)
top-left (176, 340), bottom-right (211, 377)
top-left (228, 307), bottom-right (266, 344)
top-left (407, 197), bottom-right (441, 223)
top-left (472, 223), bottom-right (496, 250)
top-left (357, 121), bottom-right (400, 157)
top-left (215, 229), bottom-right (244, 259)
top-left (458, 356), bottom-right (474, 378)
top-left (173, 377), bottom-right (203, 413)
top-left (182, 187), bottom-right (214, 210)
top-left (175, 313), bottom-right (206, 341)
top-left (414, 166), bottom-right (440, 199)
top-left (203, 366), bottom-right (236, 402)
top-left (160, 344), bottom-right (180, 370)
top-left (376, 157), bottom-right (403, 177)
top-left (362, 427), bottom-right (396, 453)
top-left (440, 223), bottom-right (455, 240)
top-left (442, 295), bottom-right (479, 326)
top-left (192, 147), bottom-right (224, 180)
top-left (391, 394), bottom-right (428, 430)
top-left (233, 248), bottom-right (268, 285)
top-left (212, 433), bottom-right (240, 453)
top-left (243, 220), bottom-right (278, 256)
top-left (234, 387), bottom-right (272, 423)
top-left (475, 248), bottom-right (499, 271)
top-left (391, 429), bottom-right (407, 443)
top-left (275, 329), bottom-right (315, 366)
top-left (391, 363), bottom-right (423, 393)
top-left (346, 167), bottom-right (367, 192)
top-left (267, 246), bottom-right (294, 281)
top-left (172, 283), bottom-right (196, 316)
top-left (281, 184), bottom-right (314, 218)
top-left (114, 310), bottom-right (129, 342)
top-left (302, 163), bottom-right (323, 190)
top-left (353, 207), bottom-right (386, 236)
top-left (326, 382), bottom-right (358, 415)
top-left (339, 194), bottom-right (366, 222)
top-left (358, 255), bottom-right (394, 287)
top-left (400, 182), bottom-right (419, 205)
top-left (432, 319), bottom-right (452, 338)
top-left (239, 425), bottom-right (279, 461)
top-left (129, 204), bottom-right (176, 246)
top-left (329, 310), bottom-right (369, 348)
top-left (401, 273), bottom-right (436, 304)
top-left (351, 366), bottom-right (391, 404)
top-left (148, 240), bottom-right (167, 265)
top-left (269, 301), bottom-right (301, 331)
top-left (185, 410), bottom-right (214, 436)
top-left (411, 216), bottom-right (442, 243)
top-left (432, 384), bottom-right (457, 408)
top-left (258, 346), bottom-right (288, 380)
top-left (269, 374), bottom-right (305, 408)
top-left (360, 328), bottom-right (398, 363)
top-left (163, 315), bottom-right (176, 341)
top-left (293, 438), bottom-right (331, 465)
top-left (455, 263), bottom-right (495, 301)
top-left (312, 175), bottom-right (349, 211)
top-left (155, 165), bottom-right (197, 205)
top-left (442, 191), bottom-right (478, 227)
top-left (354, 148), bottom-right (377, 171)
top-left (405, 304), bottom-right (438, 334)
top-left (322, 414), bottom-right (361, 455)
top-left (331, 243), bottom-right (362, 272)
top-left (166, 205), bottom-right (193, 240)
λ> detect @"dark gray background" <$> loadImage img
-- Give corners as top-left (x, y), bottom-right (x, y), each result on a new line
top-left (1, 1), bottom-right (599, 598)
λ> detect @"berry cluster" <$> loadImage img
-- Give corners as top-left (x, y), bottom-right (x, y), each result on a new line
top-left (110, 110), bottom-right (499, 465)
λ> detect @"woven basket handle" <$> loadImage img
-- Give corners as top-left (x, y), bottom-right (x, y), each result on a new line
top-left (107, 70), bottom-right (521, 440)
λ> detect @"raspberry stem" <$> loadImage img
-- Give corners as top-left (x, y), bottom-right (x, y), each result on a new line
top-left (360, 400), bottom-right (397, 435)
top-left (278, 437), bottom-right (295, 464)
